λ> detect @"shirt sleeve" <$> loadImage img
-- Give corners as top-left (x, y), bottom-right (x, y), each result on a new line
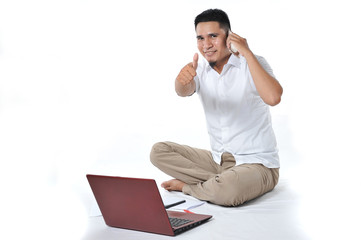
top-left (194, 60), bottom-right (205, 93)
top-left (255, 55), bottom-right (276, 78)
top-left (194, 75), bottom-right (200, 93)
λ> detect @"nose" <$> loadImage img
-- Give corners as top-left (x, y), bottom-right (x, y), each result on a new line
top-left (203, 38), bottom-right (213, 50)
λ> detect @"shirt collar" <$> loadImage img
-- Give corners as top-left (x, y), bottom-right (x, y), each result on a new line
top-left (206, 54), bottom-right (245, 72)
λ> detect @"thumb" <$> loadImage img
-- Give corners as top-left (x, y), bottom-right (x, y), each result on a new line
top-left (192, 53), bottom-right (198, 69)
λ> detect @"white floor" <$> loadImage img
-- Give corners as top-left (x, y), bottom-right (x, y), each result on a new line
top-left (82, 178), bottom-right (309, 240)
top-left (78, 158), bottom-right (360, 240)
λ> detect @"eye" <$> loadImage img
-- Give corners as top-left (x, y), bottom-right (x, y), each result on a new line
top-left (210, 34), bottom-right (218, 38)
top-left (197, 36), bottom-right (204, 41)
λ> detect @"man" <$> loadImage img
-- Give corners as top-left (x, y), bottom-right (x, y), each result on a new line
top-left (150, 9), bottom-right (283, 206)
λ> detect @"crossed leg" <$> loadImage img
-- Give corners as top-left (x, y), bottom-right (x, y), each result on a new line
top-left (150, 141), bottom-right (279, 207)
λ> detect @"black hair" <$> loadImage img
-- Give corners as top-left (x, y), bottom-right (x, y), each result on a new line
top-left (194, 9), bottom-right (231, 32)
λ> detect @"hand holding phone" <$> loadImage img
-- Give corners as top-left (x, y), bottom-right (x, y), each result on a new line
top-left (227, 31), bottom-right (239, 55)
top-left (227, 31), bottom-right (250, 57)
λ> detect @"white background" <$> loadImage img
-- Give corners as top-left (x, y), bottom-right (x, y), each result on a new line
top-left (0, 0), bottom-right (360, 239)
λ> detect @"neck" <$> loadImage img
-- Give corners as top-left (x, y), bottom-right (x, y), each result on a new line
top-left (210, 54), bottom-right (231, 74)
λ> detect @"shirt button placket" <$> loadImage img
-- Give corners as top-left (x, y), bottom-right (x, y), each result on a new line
top-left (219, 76), bottom-right (227, 152)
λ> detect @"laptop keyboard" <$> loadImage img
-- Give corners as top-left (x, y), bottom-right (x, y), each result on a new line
top-left (169, 217), bottom-right (194, 227)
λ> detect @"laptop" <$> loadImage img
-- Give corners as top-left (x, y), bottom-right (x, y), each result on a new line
top-left (86, 174), bottom-right (212, 236)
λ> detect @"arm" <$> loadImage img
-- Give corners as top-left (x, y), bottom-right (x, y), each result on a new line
top-left (244, 52), bottom-right (283, 106)
top-left (175, 53), bottom-right (198, 97)
top-left (228, 32), bottom-right (283, 106)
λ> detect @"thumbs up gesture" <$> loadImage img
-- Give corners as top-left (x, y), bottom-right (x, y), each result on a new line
top-left (192, 53), bottom-right (198, 69)
top-left (176, 53), bottom-right (198, 86)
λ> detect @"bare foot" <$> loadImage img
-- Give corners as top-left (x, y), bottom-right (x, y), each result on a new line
top-left (161, 179), bottom-right (185, 192)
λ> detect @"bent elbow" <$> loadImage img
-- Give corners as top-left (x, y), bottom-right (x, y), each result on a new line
top-left (266, 88), bottom-right (283, 106)
top-left (267, 95), bottom-right (282, 106)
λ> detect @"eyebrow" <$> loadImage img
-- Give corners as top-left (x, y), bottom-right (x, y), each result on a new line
top-left (196, 33), bottom-right (219, 39)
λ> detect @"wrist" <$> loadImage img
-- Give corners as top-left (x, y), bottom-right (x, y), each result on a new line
top-left (242, 49), bottom-right (254, 59)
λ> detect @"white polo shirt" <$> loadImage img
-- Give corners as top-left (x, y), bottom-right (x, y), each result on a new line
top-left (194, 54), bottom-right (280, 168)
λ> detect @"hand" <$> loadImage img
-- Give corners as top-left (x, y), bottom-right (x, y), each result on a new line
top-left (227, 31), bottom-right (251, 57)
top-left (176, 53), bottom-right (198, 86)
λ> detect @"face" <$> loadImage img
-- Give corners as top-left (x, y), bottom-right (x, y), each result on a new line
top-left (196, 21), bottom-right (231, 69)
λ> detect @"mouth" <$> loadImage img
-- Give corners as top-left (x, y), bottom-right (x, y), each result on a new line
top-left (204, 50), bottom-right (217, 57)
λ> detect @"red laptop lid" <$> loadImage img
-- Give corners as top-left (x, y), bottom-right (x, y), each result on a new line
top-left (86, 174), bottom-right (174, 236)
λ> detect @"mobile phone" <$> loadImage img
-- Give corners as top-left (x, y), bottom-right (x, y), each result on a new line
top-left (228, 30), bottom-right (238, 54)
top-left (230, 43), bottom-right (238, 54)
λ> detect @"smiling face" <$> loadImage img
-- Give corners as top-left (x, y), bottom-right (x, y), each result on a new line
top-left (196, 21), bottom-right (231, 73)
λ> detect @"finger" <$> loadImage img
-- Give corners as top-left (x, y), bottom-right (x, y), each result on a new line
top-left (178, 70), bottom-right (194, 85)
top-left (185, 67), bottom-right (196, 80)
top-left (176, 75), bottom-right (188, 86)
top-left (185, 63), bottom-right (196, 76)
top-left (229, 30), bottom-right (241, 38)
top-left (192, 53), bottom-right (198, 69)
top-left (228, 32), bottom-right (245, 43)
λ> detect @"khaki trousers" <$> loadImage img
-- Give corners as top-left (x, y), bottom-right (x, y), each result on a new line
top-left (150, 141), bottom-right (279, 207)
